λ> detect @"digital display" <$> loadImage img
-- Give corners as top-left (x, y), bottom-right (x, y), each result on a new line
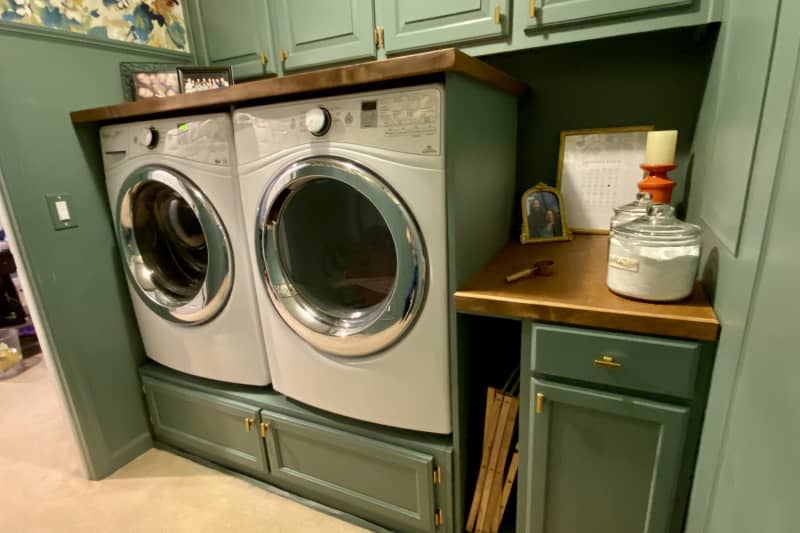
top-left (361, 100), bottom-right (377, 111)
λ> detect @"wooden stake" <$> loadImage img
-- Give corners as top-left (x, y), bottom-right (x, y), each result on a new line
top-left (493, 444), bottom-right (520, 532)
top-left (466, 387), bottom-right (502, 532)
top-left (476, 392), bottom-right (516, 532)
top-left (482, 395), bottom-right (519, 533)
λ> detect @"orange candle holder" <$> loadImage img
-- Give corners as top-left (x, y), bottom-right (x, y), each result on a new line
top-left (639, 163), bottom-right (677, 203)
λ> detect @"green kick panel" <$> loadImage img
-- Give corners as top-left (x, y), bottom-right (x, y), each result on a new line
top-left (376, 0), bottom-right (510, 54)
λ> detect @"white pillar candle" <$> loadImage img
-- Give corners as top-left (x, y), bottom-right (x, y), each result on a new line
top-left (645, 130), bottom-right (678, 165)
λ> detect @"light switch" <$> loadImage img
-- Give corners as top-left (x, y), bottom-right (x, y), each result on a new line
top-left (45, 194), bottom-right (78, 231)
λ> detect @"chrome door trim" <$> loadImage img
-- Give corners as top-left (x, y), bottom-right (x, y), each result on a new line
top-left (116, 165), bottom-right (233, 325)
top-left (257, 156), bottom-right (427, 357)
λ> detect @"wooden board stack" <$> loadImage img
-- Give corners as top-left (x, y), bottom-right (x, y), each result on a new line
top-left (466, 370), bottom-right (521, 533)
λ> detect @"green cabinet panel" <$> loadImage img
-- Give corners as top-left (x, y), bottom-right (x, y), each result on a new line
top-left (271, 0), bottom-right (376, 72)
top-left (531, 324), bottom-right (702, 399)
top-left (194, 0), bottom-right (277, 79)
top-left (261, 410), bottom-right (438, 532)
top-left (376, 0), bottom-right (510, 54)
top-left (143, 377), bottom-right (269, 478)
top-left (525, 0), bottom-right (693, 29)
top-left (523, 378), bottom-right (688, 533)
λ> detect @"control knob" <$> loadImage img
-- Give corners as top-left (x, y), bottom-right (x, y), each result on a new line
top-left (305, 106), bottom-right (332, 136)
top-left (136, 127), bottom-right (159, 149)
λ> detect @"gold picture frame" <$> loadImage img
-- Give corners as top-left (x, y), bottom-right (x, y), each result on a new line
top-left (520, 183), bottom-right (572, 244)
top-left (556, 125), bottom-right (654, 234)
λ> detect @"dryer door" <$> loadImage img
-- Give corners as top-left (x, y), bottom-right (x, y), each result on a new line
top-left (258, 156), bottom-right (426, 357)
top-left (116, 165), bottom-right (233, 325)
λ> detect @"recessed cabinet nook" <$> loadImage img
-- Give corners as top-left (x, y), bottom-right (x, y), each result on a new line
top-left (14, 0), bottom-right (789, 529)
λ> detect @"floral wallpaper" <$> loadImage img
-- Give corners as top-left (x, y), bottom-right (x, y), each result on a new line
top-left (0, 0), bottom-right (189, 52)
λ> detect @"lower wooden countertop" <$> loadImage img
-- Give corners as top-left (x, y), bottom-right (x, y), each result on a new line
top-left (454, 234), bottom-right (720, 342)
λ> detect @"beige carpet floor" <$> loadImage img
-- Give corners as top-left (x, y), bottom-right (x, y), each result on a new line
top-left (0, 357), bottom-right (368, 533)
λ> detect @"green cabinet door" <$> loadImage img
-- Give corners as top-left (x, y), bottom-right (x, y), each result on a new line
top-left (142, 377), bottom-right (269, 478)
top-left (261, 410), bottom-right (439, 532)
top-left (376, 0), bottom-right (510, 54)
top-left (194, 0), bottom-right (277, 79)
top-left (523, 378), bottom-right (688, 533)
top-left (525, 0), bottom-right (693, 29)
top-left (270, 0), bottom-right (376, 72)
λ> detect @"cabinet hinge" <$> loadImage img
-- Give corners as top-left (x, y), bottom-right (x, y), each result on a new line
top-left (434, 508), bottom-right (443, 527)
top-left (374, 26), bottom-right (385, 49)
top-left (432, 465), bottom-right (441, 485)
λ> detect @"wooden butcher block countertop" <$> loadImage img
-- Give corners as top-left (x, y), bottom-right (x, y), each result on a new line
top-left (454, 235), bottom-right (720, 342)
top-left (70, 48), bottom-right (527, 124)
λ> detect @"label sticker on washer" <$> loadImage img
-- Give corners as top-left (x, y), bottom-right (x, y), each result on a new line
top-left (360, 100), bottom-right (378, 128)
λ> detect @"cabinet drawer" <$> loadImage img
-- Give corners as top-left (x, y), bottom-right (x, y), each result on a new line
top-left (261, 410), bottom-right (438, 532)
top-left (142, 377), bottom-right (269, 477)
top-left (529, 324), bottom-right (701, 399)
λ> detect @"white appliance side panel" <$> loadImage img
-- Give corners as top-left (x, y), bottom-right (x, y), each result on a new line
top-left (234, 85), bottom-right (444, 164)
top-left (105, 157), bottom-right (270, 386)
top-left (238, 146), bottom-right (450, 432)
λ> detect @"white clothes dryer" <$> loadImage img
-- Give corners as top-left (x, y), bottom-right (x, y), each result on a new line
top-left (100, 113), bottom-right (270, 385)
top-left (235, 85), bottom-right (451, 433)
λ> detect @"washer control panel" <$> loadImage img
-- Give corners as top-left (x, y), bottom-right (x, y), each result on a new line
top-left (235, 85), bottom-right (443, 162)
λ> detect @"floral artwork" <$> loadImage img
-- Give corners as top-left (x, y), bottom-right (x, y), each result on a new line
top-left (0, 0), bottom-right (189, 52)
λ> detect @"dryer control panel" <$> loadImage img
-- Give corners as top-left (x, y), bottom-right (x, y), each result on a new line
top-left (234, 85), bottom-right (443, 164)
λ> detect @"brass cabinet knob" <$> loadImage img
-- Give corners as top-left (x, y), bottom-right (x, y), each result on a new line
top-left (279, 48), bottom-right (288, 62)
top-left (535, 392), bottom-right (545, 414)
top-left (244, 417), bottom-right (254, 432)
top-left (494, 5), bottom-right (502, 24)
top-left (259, 421), bottom-right (270, 437)
top-left (530, 0), bottom-right (536, 17)
top-left (594, 355), bottom-right (622, 369)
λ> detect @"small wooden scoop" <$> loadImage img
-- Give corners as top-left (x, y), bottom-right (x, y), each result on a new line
top-left (504, 260), bottom-right (555, 283)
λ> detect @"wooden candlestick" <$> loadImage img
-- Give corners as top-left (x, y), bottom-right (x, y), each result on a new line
top-left (639, 163), bottom-right (677, 203)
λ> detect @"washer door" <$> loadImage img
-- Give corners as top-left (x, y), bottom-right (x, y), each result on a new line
top-left (116, 165), bottom-right (233, 325)
top-left (258, 157), bottom-right (427, 357)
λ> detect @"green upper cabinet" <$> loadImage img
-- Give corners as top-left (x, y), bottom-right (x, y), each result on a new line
top-left (193, 0), bottom-right (278, 79)
top-left (522, 378), bottom-right (689, 533)
top-left (525, 0), bottom-right (693, 29)
top-left (270, 0), bottom-right (377, 72)
top-left (376, 0), bottom-right (510, 54)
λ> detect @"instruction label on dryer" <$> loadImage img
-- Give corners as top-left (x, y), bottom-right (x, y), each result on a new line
top-left (377, 92), bottom-right (439, 140)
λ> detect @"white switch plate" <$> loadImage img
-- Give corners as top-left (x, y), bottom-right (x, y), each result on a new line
top-left (46, 194), bottom-right (78, 230)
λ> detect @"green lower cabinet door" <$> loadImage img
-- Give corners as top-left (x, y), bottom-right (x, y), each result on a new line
top-left (261, 410), bottom-right (439, 532)
top-left (525, 0), bottom-right (693, 30)
top-left (142, 378), bottom-right (269, 478)
top-left (376, 0), bottom-right (510, 54)
top-left (270, 0), bottom-right (376, 72)
top-left (524, 378), bottom-right (688, 533)
top-left (194, 0), bottom-right (277, 79)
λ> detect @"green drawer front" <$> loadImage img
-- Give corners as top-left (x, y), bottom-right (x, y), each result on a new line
top-left (530, 324), bottom-right (701, 399)
top-left (143, 377), bottom-right (269, 477)
top-left (261, 410), bottom-right (437, 532)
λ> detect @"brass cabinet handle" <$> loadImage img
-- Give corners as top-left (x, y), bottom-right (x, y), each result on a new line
top-left (535, 392), bottom-right (544, 414)
top-left (244, 417), bottom-right (254, 432)
top-left (259, 421), bottom-right (270, 438)
top-left (279, 48), bottom-right (288, 63)
top-left (494, 5), bottom-right (502, 24)
top-left (259, 52), bottom-right (268, 65)
top-left (594, 355), bottom-right (622, 369)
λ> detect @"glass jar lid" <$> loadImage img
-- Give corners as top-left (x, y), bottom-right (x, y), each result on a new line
top-left (612, 204), bottom-right (702, 245)
top-left (613, 191), bottom-right (653, 217)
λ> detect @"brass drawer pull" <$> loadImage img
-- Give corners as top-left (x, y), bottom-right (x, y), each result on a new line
top-left (594, 355), bottom-right (622, 369)
top-left (259, 421), bottom-right (270, 438)
top-left (494, 5), bottom-right (501, 24)
top-left (244, 417), bottom-right (254, 432)
top-left (535, 392), bottom-right (545, 414)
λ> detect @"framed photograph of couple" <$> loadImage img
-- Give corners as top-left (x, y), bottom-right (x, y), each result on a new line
top-left (520, 183), bottom-right (571, 244)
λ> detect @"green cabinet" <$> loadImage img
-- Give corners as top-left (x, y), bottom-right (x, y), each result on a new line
top-left (525, 0), bottom-right (693, 29)
top-left (142, 377), bottom-right (269, 478)
top-left (270, 0), bottom-right (377, 72)
top-left (261, 410), bottom-right (440, 532)
top-left (376, 0), bottom-right (510, 54)
top-left (193, 0), bottom-right (278, 79)
top-left (523, 378), bottom-right (688, 533)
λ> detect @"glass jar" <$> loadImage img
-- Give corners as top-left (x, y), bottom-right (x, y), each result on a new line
top-left (610, 192), bottom-right (653, 229)
top-left (0, 327), bottom-right (22, 379)
top-left (607, 205), bottom-right (702, 302)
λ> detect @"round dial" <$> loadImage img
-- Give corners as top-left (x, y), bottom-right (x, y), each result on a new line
top-left (136, 127), bottom-right (159, 149)
top-left (305, 107), bottom-right (332, 136)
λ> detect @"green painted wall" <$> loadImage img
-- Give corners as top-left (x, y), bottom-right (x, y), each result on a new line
top-left (0, 28), bottom-right (196, 478)
top-left (483, 25), bottom-right (716, 223)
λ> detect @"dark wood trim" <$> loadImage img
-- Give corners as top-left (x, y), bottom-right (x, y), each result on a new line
top-left (70, 49), bottom-right (528, 124)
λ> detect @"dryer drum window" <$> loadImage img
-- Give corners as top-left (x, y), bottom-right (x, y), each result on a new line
top-left (259, 157), bottom-right (427, 357)
top-left (116, 166), bottom-right (233, 325)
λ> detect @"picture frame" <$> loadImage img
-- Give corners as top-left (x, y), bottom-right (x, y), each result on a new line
top-left (556, 125), bottom-right (654, 234)
top-left (120, 62), bottom-right (184, 101)
top-left (520, 183), bottom-right (572, 244)
top-left (177, 66), bottom-right (234, 94)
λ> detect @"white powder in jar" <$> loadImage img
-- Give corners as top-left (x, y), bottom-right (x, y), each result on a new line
top-left (606, 236), bottom-right (699, 301)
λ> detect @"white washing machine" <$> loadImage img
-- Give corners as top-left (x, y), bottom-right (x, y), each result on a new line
top-left (235, 85), bottom-right (450, 433)
top-left (100, 113), bottom-right (270, 385)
